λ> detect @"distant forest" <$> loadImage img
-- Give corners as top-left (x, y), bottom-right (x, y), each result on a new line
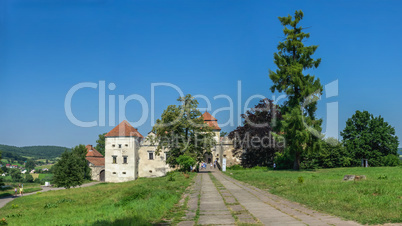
top-left (0, 144), bottom-right (69, 160)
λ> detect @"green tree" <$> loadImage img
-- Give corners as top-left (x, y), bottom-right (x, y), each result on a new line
top-left (269, 10), bottom-right (323, 170)
top-left (95, 133), bottom-right (107, 156)
top-left (152, 94), bottom-right (216, 166)
top-left (176, 155), bottom-right (196, 172)
top-left (341, 110), bottom-right (399, 166)
top-left (25, 159), bottom-right (36, 171)
top-left (25, 174), bottom-right (34, 183)
top-left (53, 145), bottom-right (91, 188)
top-left (10, 169), bottom-right (22, 182)
top-left (53, 150), bottom-right (84, 188)
top-left (71, 145), bottom-right (91, 180)
top-left (301, 137), bottom-right (352, 169)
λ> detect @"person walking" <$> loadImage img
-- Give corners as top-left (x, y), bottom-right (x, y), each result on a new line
top-left (14, 187), bottom-right (18, 196)
top-left (19, 184), bottom-right (23, 196)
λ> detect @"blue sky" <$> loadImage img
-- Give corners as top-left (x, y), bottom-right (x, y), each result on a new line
top-left (0, 0), bottom-right (401, 148)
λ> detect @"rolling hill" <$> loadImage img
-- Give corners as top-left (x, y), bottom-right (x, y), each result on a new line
top-left (0, 144), bottom-right (69, 160)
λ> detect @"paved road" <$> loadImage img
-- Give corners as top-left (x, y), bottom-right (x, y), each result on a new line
top-left (0, 182), bottom-right (100, 209)
top-left (180, 165), bottom-right (361, 226)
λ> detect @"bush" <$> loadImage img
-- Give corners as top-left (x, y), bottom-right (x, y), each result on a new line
top-left (176, 155), bottom-right (196, 172)
top-left (227, 165), bottom-right (243, 170)
top-left (298, 176), bottom-right (304, 184)
top-left (382, 154), bottom-right (400, 166)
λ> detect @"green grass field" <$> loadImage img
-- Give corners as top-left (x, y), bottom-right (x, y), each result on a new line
top-left (34, 164), bottom-right (53, 170)
top-left (224, 166), bottom-right (402, 224)
top-left (0, 172), bottom-right (194, 225)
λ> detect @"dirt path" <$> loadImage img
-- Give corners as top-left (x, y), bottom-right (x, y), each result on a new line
top-left (0, 182), bottom-right (100, 209)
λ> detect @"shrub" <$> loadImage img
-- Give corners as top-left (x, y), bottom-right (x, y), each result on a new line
top-left (378, 175), bottom-right (388, 180)
top-left (227, 165), bottom-right (243, 170)
top-left (0, 218), bottom-right (7, 225)
top-left (176, 155), bottom-right (196, 172)
top-left (167, 173), bottom-right (175, 182)
top-left (382, 154), bottom-right (400, 166)
top-left (298, 176), bottom-right (304, 184)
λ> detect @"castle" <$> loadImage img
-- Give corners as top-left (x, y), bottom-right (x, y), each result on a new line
top-left (85, 112), bottom-right (241, 182)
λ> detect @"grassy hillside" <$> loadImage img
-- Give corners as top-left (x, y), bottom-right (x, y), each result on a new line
top-left (0, 172), bottom-right (193, 225)
top-left (0, 144), bottom-right (69, 160)
top-left (225, 167), bottom-right (402, 225)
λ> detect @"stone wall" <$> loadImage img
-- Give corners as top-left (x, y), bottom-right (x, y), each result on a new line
top-left (89, 164), bottom-right (104, 181)
top-left (137, 145), bottom-right (172, 178)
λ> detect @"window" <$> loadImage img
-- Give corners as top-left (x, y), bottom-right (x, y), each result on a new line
top-left (165, 152), bottom-right (170, 161)
top-left (125, 144), bottom-right (128, 147)
top-left (148, 152), bottom-right (154, 160)
top-left (122, 172), bottom-right (126, 174)
top-left (113, 172), bottom-right (116, 174)
top-left (112, 144), bottom-right (115, 147)
top-left (112, 156), bottom-right (117, 164)
top-left (118, 144), bottom-right (122, 148)
top-left (123, 156), bottom-right (128, 164)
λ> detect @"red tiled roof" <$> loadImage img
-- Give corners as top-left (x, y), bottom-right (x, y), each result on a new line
top-left (202, 111), bottom-right (217, 121)
top-left (86, 145), bottom-right (104, 157)
top-left (105, 120), bottom-right (144, 138)
top-left (86, 157), bottom-right (105, 166)
top-left (202, 111), bottom-right (221, 131)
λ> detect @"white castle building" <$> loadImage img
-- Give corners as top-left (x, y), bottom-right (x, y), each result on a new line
top-left (85, 112), bottom-right (241, 182)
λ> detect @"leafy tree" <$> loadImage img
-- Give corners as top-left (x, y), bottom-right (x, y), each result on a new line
top-left (269, 10), bottom-right (323, 170)
top-left (152, 94), bottom-right (216, 166)
top-left (95, 133), bottom-right (107, 156)
top-left (301, 137), bottom-right (352, 169)
top-left (25, 159), bottom-right (36, 171)
top-left (176, 155), bottom-right (196, 172)
top-left (341, 110), bottom-right (399, 166)
top-left (71, 145), bottom-right (91, 180)
top-left (220, 131), bottom-right (228, 137)
top-left (10, 169), bottom-right (22, 182)
top-left (53, 151), bottom-right (84, 188)
top-left (229, 99), bottom-right (284, 168)
top-left (25, 174), bottom-right (34, 183)
top-left (53, 145), bottom-right (91, 188)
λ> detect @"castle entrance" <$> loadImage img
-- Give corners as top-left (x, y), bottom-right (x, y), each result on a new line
top-left (99, 170), bottom-right (105, 182)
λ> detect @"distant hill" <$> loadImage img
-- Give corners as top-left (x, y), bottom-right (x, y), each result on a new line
top-left (398, 148), bottom-right (402, 156)
top-left (0, 144), bottom-right (69, 160)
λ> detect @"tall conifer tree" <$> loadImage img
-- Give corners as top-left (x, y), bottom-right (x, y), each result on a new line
top-left (269, 10), bottom-right (323, 170)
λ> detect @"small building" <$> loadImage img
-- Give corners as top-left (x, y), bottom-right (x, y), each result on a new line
top-left (85, 145), bottom-right (105, 181)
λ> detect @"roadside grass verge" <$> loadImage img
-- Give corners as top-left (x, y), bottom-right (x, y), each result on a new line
top-left (224, 166), bottom-right (402, 225)
top-left (0, 172), bottom-right (194, 225)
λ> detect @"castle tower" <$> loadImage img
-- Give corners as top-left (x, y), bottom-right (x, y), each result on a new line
top-left (202, 111), bottom-right (222, 164)
top-left (202, 111), bottom-right (221, 141)
top-left (104, 120), bottom-right (143, 182)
